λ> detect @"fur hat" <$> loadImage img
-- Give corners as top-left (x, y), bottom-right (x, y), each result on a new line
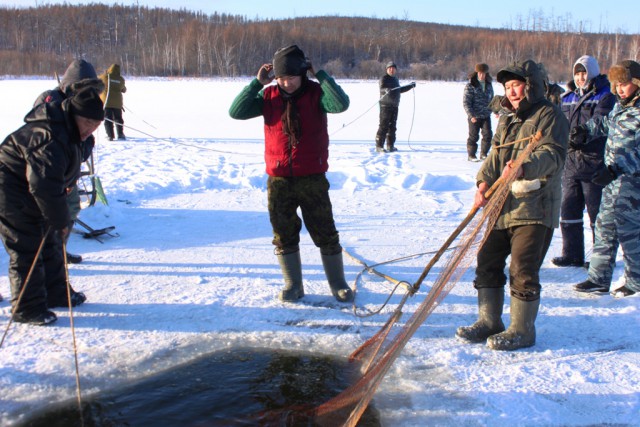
top-left (386, 61), bottom-right (397, 69)
top-left (609, 60), bottom-right (640, 89)
top-left (272, 45), bottom-right (309, 78)
top-left (475, 63), bottom-right (489, 73)
top-left (70, 87), bottom-right (104, 121)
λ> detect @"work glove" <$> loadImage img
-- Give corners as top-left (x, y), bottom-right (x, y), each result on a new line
top-left (591, 165), bottom-right (618, 187)
top-left (569, 125), bottom-right (588, 149)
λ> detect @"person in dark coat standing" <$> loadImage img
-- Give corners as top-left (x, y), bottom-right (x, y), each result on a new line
top-left (375, 61), bottom-right (416, 152)
top-left (552, 55), bottom-right (615, 268)
top-left (463, 63), bottom-right (494, 161)
top-left (99, 63), bottom-right (127, 141)
top-left (456, 59), bottom-right (568, 351)
top-left (0, 87), bottom-right (104, 325)
top-left (229, 45), bottom-right (354, 303)
top-left (34, 59), bottom-right (104, 265)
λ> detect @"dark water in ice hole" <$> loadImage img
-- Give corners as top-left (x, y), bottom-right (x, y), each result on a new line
top-left (20, 347), bottom-right (381, 427)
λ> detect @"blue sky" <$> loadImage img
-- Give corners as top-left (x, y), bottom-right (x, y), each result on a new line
top-left (6, 0), bottom-right (640, 34)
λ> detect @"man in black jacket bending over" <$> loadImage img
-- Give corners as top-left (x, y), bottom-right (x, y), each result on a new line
top-left (0, 87), bottom-right (104, 325)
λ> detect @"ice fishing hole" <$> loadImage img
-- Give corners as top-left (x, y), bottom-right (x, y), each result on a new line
top-left (21, 347), bottom-right (381, 426)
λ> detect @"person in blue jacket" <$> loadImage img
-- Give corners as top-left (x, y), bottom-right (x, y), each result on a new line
top-left (552, 55), bottom-right (615, 268)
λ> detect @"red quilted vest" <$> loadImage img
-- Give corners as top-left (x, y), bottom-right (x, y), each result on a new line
top-left (262, 81), bottom-right (329, 177)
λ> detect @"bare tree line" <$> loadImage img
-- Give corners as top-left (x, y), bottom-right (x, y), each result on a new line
top-left (0, 4), bottom-right (638, 82)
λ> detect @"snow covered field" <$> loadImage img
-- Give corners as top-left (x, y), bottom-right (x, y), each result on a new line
top-left (0, 76), bottom-right (638, 426)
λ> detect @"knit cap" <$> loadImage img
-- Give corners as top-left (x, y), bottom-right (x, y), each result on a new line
top-left (386, 61), bottom-right (397, 69)
top-left (272, 45), bottom-right (308, 78)
top-left (70, 87), bottom-right (104, 121)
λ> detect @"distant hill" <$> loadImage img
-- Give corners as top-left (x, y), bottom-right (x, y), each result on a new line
top-left (0, 4), bottom-right (637, 80)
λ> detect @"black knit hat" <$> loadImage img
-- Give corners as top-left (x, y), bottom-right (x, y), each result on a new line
top-left (272, 45), bottom-right (308, 78)
top-left (70, 87), bottom-right (104, 121)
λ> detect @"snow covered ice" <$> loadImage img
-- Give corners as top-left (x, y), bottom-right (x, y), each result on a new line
top-left (0, 77), bottom-right (638, 426)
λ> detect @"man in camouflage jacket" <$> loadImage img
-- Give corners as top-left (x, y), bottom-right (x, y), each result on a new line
top-left (573, 60), bottom-right (640, 298)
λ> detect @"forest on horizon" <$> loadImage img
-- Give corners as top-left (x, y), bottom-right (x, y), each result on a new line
top-left (0, 4), bottom-right (639, 82)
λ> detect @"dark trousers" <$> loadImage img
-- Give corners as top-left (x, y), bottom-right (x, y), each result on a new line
top-left (267, 174), bottom-right (341, 256)
top-left (466, 117), bottom-right (492, 156)
top-left (559, 174), bottom-right (603, 260)
top-left (375, 106), bottom-right (399, 148)
top-left (104, 107), bottom-right (125, 139)
top-left (0, 216), bottom-right (67, 316)
top-left (474, 225), bottom-right (553, 301)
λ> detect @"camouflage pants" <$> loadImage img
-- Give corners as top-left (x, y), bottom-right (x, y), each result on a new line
top-left (588, 182), bottom-right (640, 292)
top-left (267, 174), bottom-right (341, 256)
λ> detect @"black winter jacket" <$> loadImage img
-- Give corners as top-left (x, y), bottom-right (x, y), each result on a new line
top-left (379, 74), bottom-right (413, 107)
top-left (0, 100), bottom-right (84, 230)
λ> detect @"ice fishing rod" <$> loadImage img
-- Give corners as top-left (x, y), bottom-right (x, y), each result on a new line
top-left (61, 243), bottom-right (86, 427)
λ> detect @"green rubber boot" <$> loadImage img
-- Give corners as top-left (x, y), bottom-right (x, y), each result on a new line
top-left (277, 251), bottom-right (304, 302)
top-left (321, 253), bottom-right (354, 303)
top-left (456, 287), bottom-right (505, 342)
top-left (487, 297), bottom-right (539, 351)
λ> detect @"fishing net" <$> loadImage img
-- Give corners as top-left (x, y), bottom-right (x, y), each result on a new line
top-left (311, 132), bottom-right (543, 426)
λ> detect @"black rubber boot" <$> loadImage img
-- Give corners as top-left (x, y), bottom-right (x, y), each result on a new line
top-left (321, 253), bottom-right (354, 302)
top-left (277, 251), bottom-right (304, 302)
top-left (66, 252), bottom-right (83, 264)
top-left (487, 298), bottom-right (539, 351)
top-left (556, 222), bottom-right (584, 267)
top-left (456, 287), bottom-right (505, 342)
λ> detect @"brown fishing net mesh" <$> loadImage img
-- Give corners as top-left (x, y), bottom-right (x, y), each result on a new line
top-left (311, 132), bottom-right (543, 426)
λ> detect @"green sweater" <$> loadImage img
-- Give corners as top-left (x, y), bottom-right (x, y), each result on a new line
top-left (228, 70), bottom-right (349, 120)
